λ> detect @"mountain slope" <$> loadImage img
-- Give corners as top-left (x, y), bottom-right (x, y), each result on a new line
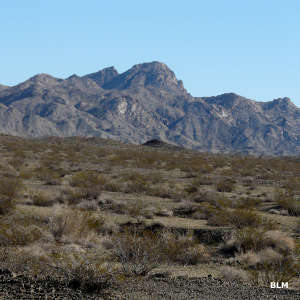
top-left (0, 61), bottom-right (299, 155)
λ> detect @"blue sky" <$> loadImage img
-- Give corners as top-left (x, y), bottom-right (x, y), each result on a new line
top-left (1, 1), bottom-right (299, 106)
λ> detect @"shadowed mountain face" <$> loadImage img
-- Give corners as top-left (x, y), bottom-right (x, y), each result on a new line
top-left (0, 61), bottom-right (299, 155)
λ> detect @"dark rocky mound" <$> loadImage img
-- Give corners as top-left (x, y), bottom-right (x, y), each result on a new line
top-left (142, 139), bottom-right (182, 150)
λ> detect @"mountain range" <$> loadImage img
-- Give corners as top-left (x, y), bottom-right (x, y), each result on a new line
top-left (0, 61), bottom-right (300, 155)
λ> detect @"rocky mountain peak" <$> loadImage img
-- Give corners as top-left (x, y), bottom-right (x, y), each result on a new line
top-left (103, 61), bottom-right (186, 93)
top-left (83, 66), bottom-right (119, 87)
top-left (0, 62), bottom-right (299, 155)
top-left (262, 97), bottom-right (295, 111)
top-left (202, 93), bottom-right (248, 109)
top-left (28, 73), bottom-right (61, 87)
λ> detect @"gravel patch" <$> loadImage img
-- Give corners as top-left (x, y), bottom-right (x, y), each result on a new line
top-left (0, 269), bottom-right (299, 300)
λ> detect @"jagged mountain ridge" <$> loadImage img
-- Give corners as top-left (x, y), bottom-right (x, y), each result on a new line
top-left (0, 61), bottom-right (299, 155)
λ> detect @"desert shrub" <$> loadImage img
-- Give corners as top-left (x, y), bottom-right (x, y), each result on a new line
top-left (222, 228), bottom-right (292, 256)
top-left (193, 190), bottom-right (219, 205)
top-left (296, 220), bottom-right (300, 234)
top-left (121, 172), bottom-right (151, 194)
top-left (31, 191), bottom-right (55, 207)
top-left (173, 203), bottom-right (198, 218)
top-left (112, 228), bottom-right (209, 275)
top-left (125, 179), bottom-right (149, 194)
top-left (195, 202), bottom-right (217, 220)
top-left (216, 178), bottom-right (235, 192)
top-left (262, 230), bottom-right (295, 253)
top-left (184, 184), bottom-right (198, 194)
top-left (35, 167), bottom-right (61, 185)
top-left (155, 208), bottom-right (172, 217)
top-left (282, 177), bottom-right (300, 192)
top-left (49, 249), bottom-right (116, 293)
top-left (228, 209), bottom-right (261, 228)
top-left (76, 200), bottom-right (99, 211)
top-left (0, 215), bottom-right (43, 246)
top-left (70, 171), bottom-right (106, 189)
top-left (192, 175), bottom-right (214, 186)
top-left (215, 195), bottom-right (232, 209)
top-left (147, 185), bottom-right (173, 199)
top-left (63, 189), bottom-right (87, 205)
top-left (111, 229), bottom-right (163, 276)
top-left (125, 199), bottom-right (145, 217)
top-left (148, 172), bottom-right (163, 184)
top-left (247, 256), bottom-right (299, 286)
top-left (9, 149), bottom-right (25, 170)
top-left (0, 176), bottom-right (22, 200)
top-left (49, 214), bottom-right (68, 242)
top-left (0, 247), bottom-right (50, 278)
top-left (19, 170), bottom-right (34, 179)
top-left (221, 227), bottom-right (266, 255)
top-left (234, 197), bottom-right (262, 209)
top-left (104, 182), bottom-right (122, 192)
top-left (0, 176), bottom-right (23, 215)
top-left (48, 208), bottom-right (104, 242)
top-left (0, 198), bottom-right (15, 215)
top-left (220, 266), bottom-right (249, 283)
top-left (276, 196), bottom-right (300, 216)
top-left (160, 231), bottom-right (210, 265)
top-left (236, 248), bottom-right (282, 267)
top-left (142, 206), bottom-right (156, 219)
top-left (207, 208), bottom-right (262, 229)
top-left (109, 200), bottom-right (127, 215)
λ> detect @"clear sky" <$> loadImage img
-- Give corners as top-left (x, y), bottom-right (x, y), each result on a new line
top-left (1, 1), bottom-right (299, 106)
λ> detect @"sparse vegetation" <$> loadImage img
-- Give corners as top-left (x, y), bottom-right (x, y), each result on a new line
top-left (0, 135), bottom-right (299, 298)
